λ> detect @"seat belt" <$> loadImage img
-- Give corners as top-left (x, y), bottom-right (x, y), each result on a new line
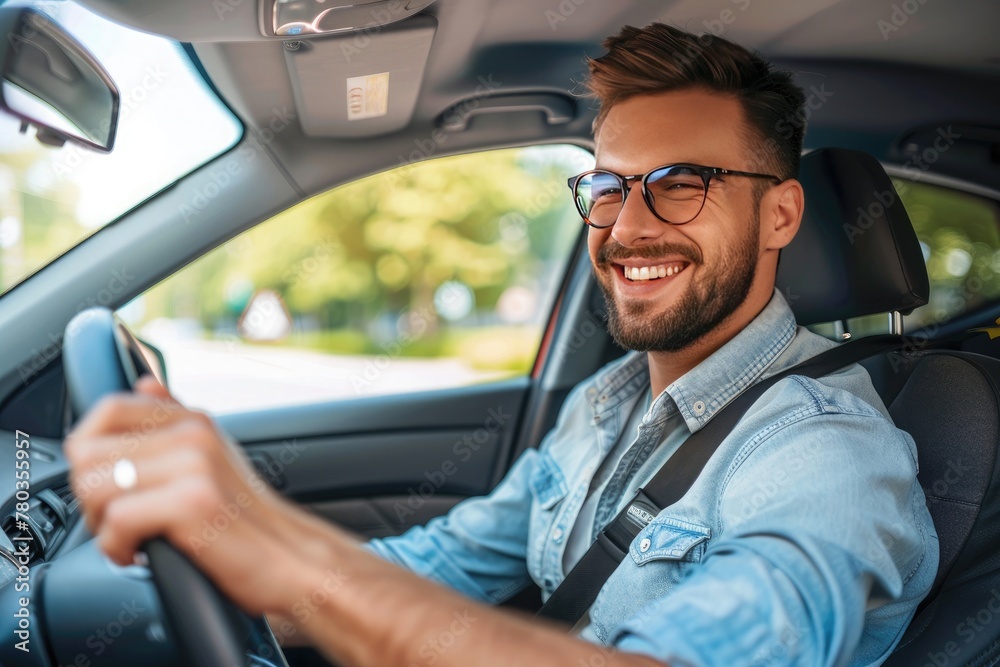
top-left (536, 334), bottom-right (907, 624)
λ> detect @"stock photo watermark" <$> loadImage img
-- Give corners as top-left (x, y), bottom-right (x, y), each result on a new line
top-left (11, 430), bottom-right (32, 654)
top-left (179, 106), bottom-right (296, 224)
top-left (188, 439), bottom-right (306, 554)
top-left (393, 406), bottom-right (512, 523)
top-left (878, 0), bottom-right (932, 41)
top-left (843, 126), bottom-right (960, 245)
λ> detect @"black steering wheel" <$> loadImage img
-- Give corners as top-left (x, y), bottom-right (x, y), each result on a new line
top-left (62, 307), bottom-right (287, 667)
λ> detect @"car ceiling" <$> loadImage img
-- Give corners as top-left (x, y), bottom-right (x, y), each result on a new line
top-left (74, 0), bottom-right (1000, 197)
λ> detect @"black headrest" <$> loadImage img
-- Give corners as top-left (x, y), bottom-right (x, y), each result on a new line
top-left (776, 148), bottom-right (929, 326)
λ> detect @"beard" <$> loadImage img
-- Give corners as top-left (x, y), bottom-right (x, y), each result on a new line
top-left (596, 217), bottom-right (760, 353)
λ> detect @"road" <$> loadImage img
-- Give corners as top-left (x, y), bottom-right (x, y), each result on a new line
top-left (150, 338), bottom-right (509, 414)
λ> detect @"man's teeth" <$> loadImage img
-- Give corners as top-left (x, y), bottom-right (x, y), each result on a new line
top-left (623, 263), bottom-right (686, 281)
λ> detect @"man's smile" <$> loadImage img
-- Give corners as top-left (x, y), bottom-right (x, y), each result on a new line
top-left (605, 258), bottom-right (693, 297)
top-left (617, 260), bottom-right (690, 282)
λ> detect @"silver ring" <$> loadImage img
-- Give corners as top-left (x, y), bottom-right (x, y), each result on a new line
top-left (112, 458), bottom-right (138, 491)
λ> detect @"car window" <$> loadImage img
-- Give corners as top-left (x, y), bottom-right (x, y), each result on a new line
top-left (0, 1), bottom-right (242, 294)
top-left (118, 145), bottom-right (593, 413)
top-left (812, 176), bottom-right (1000, 338)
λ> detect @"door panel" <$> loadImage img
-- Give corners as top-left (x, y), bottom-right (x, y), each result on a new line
top-left (216, 377), bottom-right (529, 535)
top-left (309, 497), bottom-right (464, 539)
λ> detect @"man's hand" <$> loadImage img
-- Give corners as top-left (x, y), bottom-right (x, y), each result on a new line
top-left (64, 377), bottom-right (665, 667)
top-left (64, 376), bottom-right (327, 617)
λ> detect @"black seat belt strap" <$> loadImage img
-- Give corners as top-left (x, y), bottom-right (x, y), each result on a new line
top-left (536, 334), bottom-right (905, 624)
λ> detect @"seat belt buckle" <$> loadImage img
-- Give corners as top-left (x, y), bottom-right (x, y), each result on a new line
top-left (623, 489), bottom-right (659, 530)
top-left (602, 489), bottom-right (660, 552)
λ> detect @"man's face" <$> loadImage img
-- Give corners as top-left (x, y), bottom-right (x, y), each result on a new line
top-left (587, 89), bottom-right (765, 352)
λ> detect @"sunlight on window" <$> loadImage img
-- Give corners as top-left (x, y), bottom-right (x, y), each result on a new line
top-left (120, 145), bottom-right (594, 413)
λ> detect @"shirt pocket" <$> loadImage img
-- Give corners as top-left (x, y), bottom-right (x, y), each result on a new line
top-left (527, 452), bottom-right (570, 586)
top-left (589, 516), bottom-right (712, 642)
top-left (529, 451), bottom-right (569, 510)
top-left (629, 516), bottom-right (712, 565)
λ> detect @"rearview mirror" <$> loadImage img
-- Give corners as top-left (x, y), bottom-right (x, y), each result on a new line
top-left (0, 7), bottom-right (119, 151)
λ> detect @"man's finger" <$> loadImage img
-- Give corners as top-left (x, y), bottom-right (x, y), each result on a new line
top-left (72, 447), bottom-right (214, 534)
top-left (64, 406), bottom-right (213, 476)
top-left (135, 374), bottom-right (173, 400)
top-left (67, 391), bottom-right (187, 441)
top-left (97, 477), bottom-right (219, 566)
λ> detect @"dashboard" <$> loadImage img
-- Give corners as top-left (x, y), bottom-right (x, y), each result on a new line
top-left (0, 432), bottom-right (79, 566)
top-left (0, 431), bottom-right (184, 666)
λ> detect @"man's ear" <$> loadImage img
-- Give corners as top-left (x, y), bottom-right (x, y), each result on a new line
top-left (761, 178), bottom-right (804, 251)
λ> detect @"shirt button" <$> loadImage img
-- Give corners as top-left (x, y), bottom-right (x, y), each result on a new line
top-left (551, 528), bottom-right (564, 543)
top-left (639, 538), bottom-right (651, 552)
top-left (693, 400), bottom-right (706, 415)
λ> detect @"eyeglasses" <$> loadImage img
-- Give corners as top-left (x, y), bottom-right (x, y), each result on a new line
top-left (568, 163), bottom-right (783, 228)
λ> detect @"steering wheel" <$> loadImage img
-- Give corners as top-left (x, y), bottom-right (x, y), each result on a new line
top-left (62, 307), bottom-right (287, 667)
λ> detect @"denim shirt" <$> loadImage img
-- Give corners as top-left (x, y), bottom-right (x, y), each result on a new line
top-left (368, 290), bottom-right (939, 666)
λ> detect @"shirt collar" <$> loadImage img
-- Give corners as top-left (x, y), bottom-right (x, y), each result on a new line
top-left (665, 289), bottom-right (796, 432)
top-left (586, 289), bottom-right (797, 433)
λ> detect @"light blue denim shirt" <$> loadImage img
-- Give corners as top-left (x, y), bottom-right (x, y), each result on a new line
top-left (368, 290), bottom-right (939, 666)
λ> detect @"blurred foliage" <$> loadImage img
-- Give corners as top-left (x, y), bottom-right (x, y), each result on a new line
top-left (0, 149), bottom-right (86, 292)
top-left (133, 146), bottom-right (589, 371)
top-left (290, 325), bottom-right (541, 372)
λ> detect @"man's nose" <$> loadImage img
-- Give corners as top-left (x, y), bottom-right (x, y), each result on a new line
top-left (611, 182), bottom-right (667, 248)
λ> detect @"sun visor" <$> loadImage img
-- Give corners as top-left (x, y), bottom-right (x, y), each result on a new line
top-left (283, 14), bottom-right (436, 138)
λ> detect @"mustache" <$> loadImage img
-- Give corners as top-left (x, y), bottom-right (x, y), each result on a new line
top-left (595, 241), bottom-right (702, 267)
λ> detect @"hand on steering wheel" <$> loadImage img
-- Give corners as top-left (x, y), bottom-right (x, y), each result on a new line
top-left (63, 308), bottom-right (297, 667)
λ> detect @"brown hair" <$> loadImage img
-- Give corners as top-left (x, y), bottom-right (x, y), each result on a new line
top-left (587, 24), bottom-right (806, 181)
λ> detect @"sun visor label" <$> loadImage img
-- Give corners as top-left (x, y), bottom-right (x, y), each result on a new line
top-left (346, 72), bottom-right (390, 121)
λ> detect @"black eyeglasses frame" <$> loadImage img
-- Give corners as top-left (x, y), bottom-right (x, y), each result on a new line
top-left (567, 163), bottom-right (784, 228)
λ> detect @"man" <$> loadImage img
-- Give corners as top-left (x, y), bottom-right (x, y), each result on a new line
top-left (66, 23), bottom-right (937, 666)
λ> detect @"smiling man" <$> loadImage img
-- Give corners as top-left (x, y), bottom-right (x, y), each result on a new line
top-left (66, 23), bottom-right (937, 667)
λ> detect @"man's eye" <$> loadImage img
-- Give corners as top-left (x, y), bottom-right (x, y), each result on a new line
top-left (652, 180), bottom-right (702, 193)
top-left (593, 188), bottom-right (622, 200)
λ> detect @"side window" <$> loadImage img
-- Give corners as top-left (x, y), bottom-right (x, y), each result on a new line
top-left (899, 178), bottom-right (1000, 328)
top-left (819, 177), bottom-right (1000, 338)
top-left (118, 145), bottom-right (593, 413)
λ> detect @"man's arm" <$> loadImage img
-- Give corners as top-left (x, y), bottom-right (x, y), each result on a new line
top-left (271, 448), bottom-right (542, 646)
top-left (64, 379), bottom-right (665, 666)
top-left (363, 448), bottom-right (538, 604)
top-left (66, 376), bottom-right (930, 666)
top-left (271, 505), bottom-right (666, 667)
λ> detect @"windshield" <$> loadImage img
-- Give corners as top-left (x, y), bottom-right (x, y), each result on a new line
top-left (0, 0), bottom-right (242, 293)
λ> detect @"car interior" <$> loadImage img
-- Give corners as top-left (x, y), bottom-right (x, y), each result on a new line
top-left (0, 0), bottom-right (998, 666)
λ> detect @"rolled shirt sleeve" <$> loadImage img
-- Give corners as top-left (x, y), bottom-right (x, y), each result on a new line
top-left (366, 448), bottom-right (539, 604)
